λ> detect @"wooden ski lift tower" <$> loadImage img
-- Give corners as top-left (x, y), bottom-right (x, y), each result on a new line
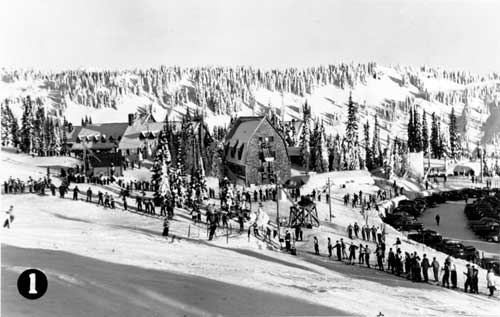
top-left (288, 196), bottom-right (320, 228)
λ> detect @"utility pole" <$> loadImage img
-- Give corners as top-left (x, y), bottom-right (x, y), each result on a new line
top-left (276, 176), bottom-right (280, 242)
top-left (328, 177), bottom-right (332, 221)
top-left (480, 147), bottom-right (483, 184)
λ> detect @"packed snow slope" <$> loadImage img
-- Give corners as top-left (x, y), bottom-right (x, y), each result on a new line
top-left (1, 64), bottom-right (499, 151)
top-left (1, 151), bottom-right (499, 316)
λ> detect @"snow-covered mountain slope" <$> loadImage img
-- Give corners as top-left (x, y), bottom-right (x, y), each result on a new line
top-left (1, 65), bottom-right (499, 150)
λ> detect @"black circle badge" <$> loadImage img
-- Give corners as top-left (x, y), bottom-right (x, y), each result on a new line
top-left (17, 269), bottom-right (48, 300)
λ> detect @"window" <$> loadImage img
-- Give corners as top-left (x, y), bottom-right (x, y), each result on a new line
top-left (269, 136), bottom-right (274, 142)
top-left (231, 140), bottom-right (239, 158)
top-left (238, 144), bottom-right (244, 160)
top-left (126, 149), bottom-right (130, 156)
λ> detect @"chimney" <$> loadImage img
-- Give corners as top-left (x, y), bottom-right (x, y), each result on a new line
top-left (128, 113), bottom-right (135, 126)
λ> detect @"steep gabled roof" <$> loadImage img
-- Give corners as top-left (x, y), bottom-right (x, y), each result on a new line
top-left (118, 122), bottom-right (165, 150)
top-left (67, 123), bottom-right (129, 150)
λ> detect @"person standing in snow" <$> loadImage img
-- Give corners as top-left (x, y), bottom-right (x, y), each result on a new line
top-left (451, 264), bottom-right (457, 289)
top-left (358, 244), bottom-right (365, 264)
top-left (332, 240), bottom-right (342, 261)
top-left (348, 243), bottom-right (358, 265)
top-left (341, 238), bottom-right (347, 259)
top-left (435, 214), bottom-right (440, 226)
top-left (432, 257), bottom-right (440, 282)
top-left (285, 231), bottom-right (291, 252)
top-left (3, 206), bottom-right (14, 228)
top-left (421, 254), bottom-right (430, 282)
top-left (487, 268), bottom-right (497, 297)
top-left (364, 244), bottom-right (371, 268)
top-left (347, 223), bottom-right (353, 239)
top-left (327, 237), bottom-right (332, 258)
top-left (354, 222), bottom-right (359, 238)
top-left (73, 186), bottom-right (80, 200)
top-left (86, 187), bottom-right (92, 202)
top-left (162, 217), bottom-right (169, 237)
top-left (442, 261), bottom-right (450, 288)
top-left (314, 236), bottom-right (319, 255)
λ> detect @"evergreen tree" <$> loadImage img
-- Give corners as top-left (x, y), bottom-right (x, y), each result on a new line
top-left (300, 101), bottom-right (311, 171)
top-left (449, 107), bottom-right (459, 159)
top-left (430, 112), bottom-right (440, 158)
top-left (33, 106), bottom-right (45, 155)
top-left (20, 96), bottom-right (34, 153)
top-left (345, 92), bottom-right (358, 143)
top-left (407, 107), bottom-right (414, 151)
top-left (363, 120), bottom-right (374, 170)
top-left (151, 130), bottom-right (171, 204)
top-left (372, 115), bottom-right (382, 167)
top-left (313, 122), bottom-right (329, 172)
top-left (345, 92), bottom-right (360, 169)
top-left (1, 102), bottom-right (13, 146)
top-left (413, 108), bottom-right (422, 152)
top-left (422, 111), bottom-right (429, 156)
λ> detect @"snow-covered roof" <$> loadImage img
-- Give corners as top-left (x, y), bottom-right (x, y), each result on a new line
top-left (118, 122), bottom-right (165, 150)
top-left (67, 123), bottom-right (129, 150)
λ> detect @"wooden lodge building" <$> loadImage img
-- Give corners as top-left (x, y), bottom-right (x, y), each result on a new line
top-left (65, 113), bottom-right (214, 176)
top-left (224, 116), bottom-right (291, 185)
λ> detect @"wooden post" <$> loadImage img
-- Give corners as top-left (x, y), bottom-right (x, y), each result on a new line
top-left (226, 227), bottom-right (229, 244)
top-left (188, 224), bottom-right (191, 238)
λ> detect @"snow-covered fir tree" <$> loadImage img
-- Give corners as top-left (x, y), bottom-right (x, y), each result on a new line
top-left (449, 107), bottom-right (459, 159)
top-left (372, 115), bottom-right (382, 167)
top-left (20, 96), bottom-right (35, 153)
top-left (313, 122), bottom-right (329, 172)
top-left (363, 120), bottom-right (374, 170)
top-left (299, 101), bottom-right (311, 171)
top-left (422, 110), bottom-right (429, 156)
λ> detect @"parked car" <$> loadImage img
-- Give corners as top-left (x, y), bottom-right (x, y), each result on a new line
top-left (435, 239), bottom-right (479, 262)
top-left (383, 211), bottom-right (414, 225)
top-left (468, 217), bottom-right (500, 227)
top-left (482, 230), bottom-right (500, 243)
top-left (471, 221), bottom-right (500, 233)
top-left (391, 218), bottom-right (424, 232)
top-left (407, 229), bottom-right (442, 247)
top-left (480, 257), bottom-right (500, 275)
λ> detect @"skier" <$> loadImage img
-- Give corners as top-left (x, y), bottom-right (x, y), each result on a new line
top-left (435, 214), bottom-right (440, 226)
top-left (3, 206), bottom-right (14, 228)
top-left (347, 223), bottom-right (353, 239)
top-left (327, 237), bottom-right (332, 258)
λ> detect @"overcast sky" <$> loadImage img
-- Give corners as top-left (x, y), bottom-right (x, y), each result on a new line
top-left (1, 0), bottom-right (499, 73)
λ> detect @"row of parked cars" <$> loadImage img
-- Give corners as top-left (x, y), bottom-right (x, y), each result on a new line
top-left (464, 195), bottom-right (500, 243)
top-left (382, 188), bottom-right (499, 272)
